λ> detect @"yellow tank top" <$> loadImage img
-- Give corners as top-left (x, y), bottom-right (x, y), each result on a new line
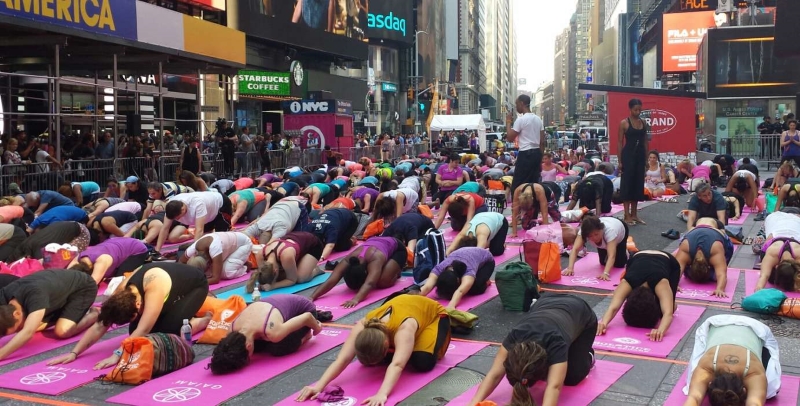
top-left (364, 295), bottom-right (446, 341)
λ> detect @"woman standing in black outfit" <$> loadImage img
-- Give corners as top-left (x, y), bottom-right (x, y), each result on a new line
top-left (618, 98), bottom-right (648, 225)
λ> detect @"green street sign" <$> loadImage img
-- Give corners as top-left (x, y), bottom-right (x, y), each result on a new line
top-left (237, 70), bottom-right (291, 96)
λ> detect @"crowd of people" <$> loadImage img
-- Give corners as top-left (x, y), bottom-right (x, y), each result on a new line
top-left (0, 94), bottom-right (795, 406)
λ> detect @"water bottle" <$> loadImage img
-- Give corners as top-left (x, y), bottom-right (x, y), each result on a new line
top-left (180, 319), bottom-right (192, 343)
top-left (251, 282), bottom-right (261, 302)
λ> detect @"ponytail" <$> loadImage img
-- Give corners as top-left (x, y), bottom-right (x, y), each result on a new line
top-left (504, 342), bottom-right (548, 406)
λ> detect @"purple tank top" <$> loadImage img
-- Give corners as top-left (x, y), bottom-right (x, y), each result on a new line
top-left (80, 237), bottom-right (148, 278)
top-left (263, 294), bottom-right (316, 320)
top-left (359, 237), bottom-right (399, 259)
top-left (352, 187), bottom-right (379, 201)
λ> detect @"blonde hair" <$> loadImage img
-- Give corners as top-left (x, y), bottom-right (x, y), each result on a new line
top-left (518, 190), bottom-right (534, 210)
top-left (355, 318), bottom-right (390, 366)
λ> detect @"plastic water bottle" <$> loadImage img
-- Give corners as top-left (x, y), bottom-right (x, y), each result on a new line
top-left (181, 319), bottom-right (192, 343)
top-left (251, 282), bottom-right (261, 302)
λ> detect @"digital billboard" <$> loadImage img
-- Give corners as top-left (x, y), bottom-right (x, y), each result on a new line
top-left (366, 0), bottom-right (414, 44)
top-left (239, 0), bottom-right (369, 61)
top-left (707, 26), bottom-right (800, 98)
top-left (662, 11), bottom-right (717, 72)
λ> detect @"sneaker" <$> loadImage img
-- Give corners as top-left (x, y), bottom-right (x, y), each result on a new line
top-left (245, 270), bottom-right (260, 294)
top-left (754, 211), bottom-right (767, 221)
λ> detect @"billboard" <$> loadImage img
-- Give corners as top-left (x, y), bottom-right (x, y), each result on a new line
top-left (0, 0), bottom-right (138, 40)
top-left (706, 26), bottom-right (800, 98)
top-left (366, 0), bottom-right (414, 43)
top-left (662, 11), bottom-right (716, 72)
top-left (607, 91), bottom-right (697, 155)
top-left (239, 0), bottom-right (368, 61)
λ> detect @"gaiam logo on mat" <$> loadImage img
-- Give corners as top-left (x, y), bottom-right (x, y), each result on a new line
top-left (20, 372), bottom-right (66, 385)
top-left (153, 387), bottom-right (202, 403)
top-left (640, 109), bottom-right (677, 136)
top-left (613, 337), bottom-right (641, 345)
top-left (324, 396), bottom-right (358, 406)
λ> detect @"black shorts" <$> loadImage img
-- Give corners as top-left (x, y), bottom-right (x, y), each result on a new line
top-left (389, 243), bottom-right (408, 268)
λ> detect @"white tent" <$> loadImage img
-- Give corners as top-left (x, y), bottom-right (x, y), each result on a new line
top-left (429, 114), bottom-right (487, 152)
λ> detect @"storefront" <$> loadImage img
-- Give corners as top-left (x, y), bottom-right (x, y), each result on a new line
top-left (697, 25), bottom-right (800, 154)
top-left (234, 70), bottom-right (301, 136)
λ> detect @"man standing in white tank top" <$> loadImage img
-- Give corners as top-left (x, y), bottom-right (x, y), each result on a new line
top-left (506, 95), bottom-right (546, 200)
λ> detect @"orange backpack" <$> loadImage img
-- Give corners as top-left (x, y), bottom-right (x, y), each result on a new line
top-left (102, 333), bottom-right (194, 385)
top-left (196, 295), bottom-right (248, 345)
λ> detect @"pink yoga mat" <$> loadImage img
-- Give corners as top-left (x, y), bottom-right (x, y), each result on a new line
top-left (664, 371), bottom-right (800, 406)
top-left (728, 212), bottom-right (750, 225)
top-left (593, 305), bottom-right (705, 358)
top-left (548, 253), bottom-right (623, 291)
top-left (743, 271), bottom-right (800, 299)
top-left (0, 330), bottom-right (88, 368)
top-left (676, 269), bottom-right (739, 303)
top-left (0, 335), bottom-right (126, 395)
top-left (209, 273), bottom-right (251, 291)
top-left (273, 340), bottom-right (488, 406)
top-left (320, 242), bottom-right (364, 265)
top-left (438, 284), bottom-right (499, 310)
top-left (505, 235), bottom-right (526, 244)
top-left (494, 249), bottom-right (521, 264)
top-left (443, 228), bottom-right (460, 242)
top-left (449, 360), bottom-right (633, 406)
top-left (313, 276), bottom-right (414, 319)
top-left (107, 328), bottom-right (349, 406)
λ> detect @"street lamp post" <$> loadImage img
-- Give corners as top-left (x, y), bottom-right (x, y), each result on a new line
top-left (414, 30), bottom-right (427, 135)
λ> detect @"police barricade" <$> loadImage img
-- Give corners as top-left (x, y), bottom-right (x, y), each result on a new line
top-left (0, 163), bottom-right (63, 195)
top-left (722, 135), bottom-right (781, 167)
top-left (412, 143), bottom-right (427, 156)
top-left (285, 148), bottom-right (303, 169)
top-left (267, 150), bottom-right (288, 174)
top-left (116, 157), bottom-right (157, 182)
top-left (159, 155), bottom-right (182, 182)
top-left (63, 159), bottom-right (116, 185)
top-left (302, 148), bottom-right (324, 170)
top-left (201, 152), bottom-right (225, 175)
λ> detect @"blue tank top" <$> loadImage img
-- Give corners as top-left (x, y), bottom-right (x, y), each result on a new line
top-left (685, 227), bottom-right (733, 264)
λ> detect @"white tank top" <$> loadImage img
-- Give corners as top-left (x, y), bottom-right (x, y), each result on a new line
top-left (541, 167), bottom-right (558, 182)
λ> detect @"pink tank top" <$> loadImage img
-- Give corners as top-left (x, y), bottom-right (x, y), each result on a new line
top-left (541, 167), bottom-right (558, 182)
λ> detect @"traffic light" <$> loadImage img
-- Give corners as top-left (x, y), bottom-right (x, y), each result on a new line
top-left (419, 102), bottom-right (425, 114)
top-left (407, 87), bottom-right (414, 100)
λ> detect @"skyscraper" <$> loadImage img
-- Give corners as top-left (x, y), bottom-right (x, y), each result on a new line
top-left (480, 0), bottom-right (517, 121)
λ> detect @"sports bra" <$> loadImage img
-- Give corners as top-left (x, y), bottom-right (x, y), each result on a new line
top-left (713, 345), bottom-right (751, 376)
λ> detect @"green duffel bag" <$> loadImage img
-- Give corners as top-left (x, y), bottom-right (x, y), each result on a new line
top-left (495, 261), bottom-right (540, 312)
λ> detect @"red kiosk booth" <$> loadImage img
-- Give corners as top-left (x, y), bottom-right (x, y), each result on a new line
top-left (281, 99), bottom-right (355, 151)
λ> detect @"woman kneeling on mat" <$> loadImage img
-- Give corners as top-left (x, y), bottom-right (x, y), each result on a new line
top-left (416, 247), bottom-right (495, 310)
top-left (49, 263), bottom-right (211, 369)
top-left (675, 218), bottom-right (734, 298)
top-left (297, 295), bottom-right (451, 405)
top-left (68, 237), bottom-right (149, 284)
top-left (310, 236), bottom-right (407, 308)
top-left (565, 215), bottom-right (629, 281)
top-left (372, 188), bottom-right (420, 222)
top-left (249, 231), bottom-right (324, 294)
top-left (209, 295), bottom-right (325, 374)
top-left (725, 169), bottom-right (760, 211)
top-left (683, 315), bottom-right (780, 406)
top-left (467, 293), bottom-right (597, 406)
top-left (179, 231), bottom-right (254, 285)
top-left (755, 211), bottom-right (800, 292)
top-left (596, 250), bottom-right (680, 341)
top-left (446, 212), bottom-right (509, 256)
top-left (510, 181), bottom-right (562, 237)
top-left (566, 174), bottom-right (614, 217)
top-left (229, 189), bottom-right (269, 227)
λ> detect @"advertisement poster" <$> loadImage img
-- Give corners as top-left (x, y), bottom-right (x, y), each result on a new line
top-left (607, 91), bottom-right (697, 155)
top-left (662, 11), bottom-right (716, 72)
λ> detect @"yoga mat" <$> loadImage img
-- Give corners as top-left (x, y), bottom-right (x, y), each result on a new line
top-left (0, 330), bottom-right (90, 368)
top-left (676, 269), bottom-right (739, 303)
top-left (494, 249), bottom-right (521, 264)
top-left (449, 360), bottom-right (633, 406)
top-left (744, 271), bottom-right (800, 299)
top-left (273, 340), bottom-right (488, 406)
top-left (106, 328), bottom-right (349, 406)
top-left (505, 235), bottom-right (526, 244)
top-left (727, 212), bottom-right (750, 225)
top-left (593, 305), bottom-right (705, 358)
top-left (0, 334), bottom-right (126, 395)
top-left (320, 241), bottom-right (364, 265)
top-left (438, 284), bottom-right (499, 310)
top-left (663, 371), bottom-right (800, 406)
top-left (548, 253), bottom-right (622, 291)
top-left (313, 277), bottom-right (414, 320)
top-left (443, 228), bottom-right (460, 242)
top-left (209, 273), bottom-right (252, 291)
top-left (216, 272), bottom-right (331, 301)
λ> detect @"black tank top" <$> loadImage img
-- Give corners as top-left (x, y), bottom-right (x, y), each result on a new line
top-left (182, 146), bottom-right (200, 174)
top-left (128, 263), bottom-right (207, 311)
top-left (624, 117), bottom-right (647, 149)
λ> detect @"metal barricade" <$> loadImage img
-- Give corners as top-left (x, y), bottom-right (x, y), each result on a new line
top-left (301, 148), bottom-right (323, 170)
top-left (64, 159), bottom-right (116, 185)
top-left (286, 149), bottom-right (302, 169)
top-left (722, 134), bottom-right (782, 165)
top-left (413, 143), bottom-right (427, 156)
top-left (115, 157), bottom-right (157, 182)
top-left (0, 163), bottom-right (63, 194)
top-left (159, 155), bottom-right (182, 182)
top-left (267, 150), bottom-right (288, 173)
top-left (201, 152), bottom-right (225, 175)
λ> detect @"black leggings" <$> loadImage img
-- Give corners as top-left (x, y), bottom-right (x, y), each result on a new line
top-left (205, 193), bottom-right (233, 233)
top-left (488, 218), bottom-right (510, 256)
top-left (598, 219), bottom-right (629, 269)
top-left (468, 261), bottom-right (495, 295)
top-left (113, 252), bottom-right (149, 278)
top-left (130, 280), bottom-right (209, 335)
top-left (0, 226), bottom-right (27, 263)
top-left (409, 316), bottom-right (451, 372)
top-left (564, 317), bottom-right (598, 386)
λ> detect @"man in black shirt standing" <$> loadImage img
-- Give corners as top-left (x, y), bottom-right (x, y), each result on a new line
top-left (218, 119), bottom-right (237, 178)
top-left (0, 270), bottom-right (98, 361)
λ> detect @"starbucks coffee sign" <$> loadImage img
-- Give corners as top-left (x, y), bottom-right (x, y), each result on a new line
top-left (237, 70), bottom-right (291, 96)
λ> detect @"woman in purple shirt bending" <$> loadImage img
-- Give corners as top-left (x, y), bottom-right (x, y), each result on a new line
top-left (68, 237), bottom-right (149, 284)
top-left (311, 236), bottom-right (407, 308)
top-left (417, 247), bottom-right (495, 310)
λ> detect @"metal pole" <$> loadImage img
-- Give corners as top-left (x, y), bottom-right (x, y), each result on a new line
top-left (94, 71), bottom-right (99, 138)
top-left (113, 54), bottom-right (118, 162)
top-left (414, 36), bottom-right (419, 135)
top-left (54, 44), bottom-right (61, 162)
top-left (196, 69), bottom-right (202, 136)
top-left (158, 62), bottom-right (165, 180)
